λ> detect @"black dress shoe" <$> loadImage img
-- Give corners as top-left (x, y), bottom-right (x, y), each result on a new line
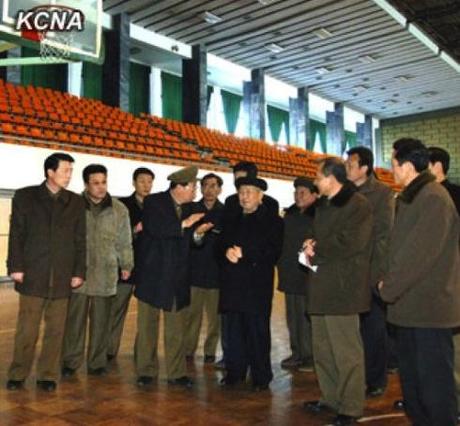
top-left (303, 400), bottom-right (333, 414)
top-left (219, 376), bottom-right (245, 387)
top-left (252, 383), bottom-right (269, 392)
top-left (366, 385), bottom-right (386, 398)
top-left (36, 380), bottom-right (56, 392)
top-left (167, 376), bottom-right (193, 387)
top-left (136, 376), bottom-right (154, 387)
top-left (204, 355), bottom-right (216, 364)
top-left (87, 367), bottom-right (107, 376)
top-left (6, 379), bottom-right (24, 390)
top-left (331, 414), bottom-right (357, 425)
top-left (61, 367), bottom-right (76, 377)
top-left (393, 399), bottom-right (405, 410)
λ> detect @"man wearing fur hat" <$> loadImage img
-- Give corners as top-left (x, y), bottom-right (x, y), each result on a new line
top-left (218, 176), bottom-right (283, 391)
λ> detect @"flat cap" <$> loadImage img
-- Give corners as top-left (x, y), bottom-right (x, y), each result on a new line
top-left (294, 176), bottom-right (317, 192)
top-left (235, 176), bottom-right (268, 191)
top-left (167, 165), bottom-right (198, 184)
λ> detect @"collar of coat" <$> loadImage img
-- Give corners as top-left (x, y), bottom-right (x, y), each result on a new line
top-left (398, 170), bottom-right (435, 204)
top-left (83, 191), bottom-right (113, 210)
top-left (39, 181), bottom-right (71, 204)
top-left (319, 181), bottom-right (357, 208)
top-left (284, 202), bottom-right (316, 217)
top-left (357, 173), bottom-right (379, 194)
top-left (199, 198), bottom-right (224, 211)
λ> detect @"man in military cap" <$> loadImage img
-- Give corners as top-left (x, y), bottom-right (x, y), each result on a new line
top-left (134, 165), bottom-right (213, 388)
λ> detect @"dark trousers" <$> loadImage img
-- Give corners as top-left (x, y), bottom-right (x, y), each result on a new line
top-left (285, 293), bottom-right (313, 364)
top-left (220, 313), bottom-right (229, 361)
top-left (226, 311), bottom-right (272, 386)
top-left (8, 295), bottom-right (68, 382)
top-left (107, 284), bottom-right (133, 357)
top-left (360, 294), bottom-right (388, 388)
top-left (396, 326), bottom-right (457, 426)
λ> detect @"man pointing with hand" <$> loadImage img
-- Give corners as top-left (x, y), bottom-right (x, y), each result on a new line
top-left (134, 165), bottom-right (213, 388)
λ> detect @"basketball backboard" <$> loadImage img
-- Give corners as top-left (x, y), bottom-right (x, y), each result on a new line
top-left (0, 0), bottom-right (103, 65)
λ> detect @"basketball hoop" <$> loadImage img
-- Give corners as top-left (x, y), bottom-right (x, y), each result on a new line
top-left (38, 31), bottom-right (74, 62)
top-left (17, 4), bottom-right (83, 63)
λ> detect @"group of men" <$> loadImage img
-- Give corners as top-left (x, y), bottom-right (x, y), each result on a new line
top-left (5, 138), bottom-right (460, 426)
top-left (295, 140), bottom-right (460, 426)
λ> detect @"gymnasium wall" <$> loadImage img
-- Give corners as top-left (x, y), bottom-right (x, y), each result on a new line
top-left (0, 143), bottom-right (295, 208)
top-left (381, 108), bottom-right (460, 183)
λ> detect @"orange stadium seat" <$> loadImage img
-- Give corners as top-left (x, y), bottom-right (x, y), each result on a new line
top-left (0, 80), bottom-right (397, 188)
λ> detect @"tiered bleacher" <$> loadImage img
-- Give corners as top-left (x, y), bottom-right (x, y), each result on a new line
top-left (0, 80), bottom-right (397, 188)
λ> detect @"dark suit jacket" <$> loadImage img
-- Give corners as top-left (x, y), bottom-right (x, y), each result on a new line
top-left (7, 181), bottom-right (86, 299)
top-left (134, 191), bottom-right (193, 311)
top-left (189, 199), bottom-right (224, 289)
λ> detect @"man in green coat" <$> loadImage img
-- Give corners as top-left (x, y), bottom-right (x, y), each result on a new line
top-left (346, 146), bottom-right (395, 398)
top-left (380, 139), bottom-right (460, 426)
top-left (62, 164), bottom-right (133, 376)
top-left (303, 158), bottom-right (373, 426)
top-left (7, 152), bottom-right (86, 392)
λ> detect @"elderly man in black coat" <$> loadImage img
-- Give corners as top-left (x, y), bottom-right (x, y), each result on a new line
top-left (218, 176), bottom-right (283, 391)
top-left (217, 161), bottom-right (279, 369)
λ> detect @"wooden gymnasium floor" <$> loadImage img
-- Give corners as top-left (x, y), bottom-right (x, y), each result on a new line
top-left (0, 284), bottom-right (409, 425)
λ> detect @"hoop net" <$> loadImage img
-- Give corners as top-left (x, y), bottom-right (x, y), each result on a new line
top-left (38, 31), bottom-right (74, 62)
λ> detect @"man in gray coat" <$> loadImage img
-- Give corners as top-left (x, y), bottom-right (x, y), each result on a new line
top-left (380, 138), bottom-right (460, 426)
top-left (346, 146), bottom-right (395, 397)
top-left (7, 152), bottom-right (86, 392)
top-left (62, 164), bottom-right (133, 376)
top-left (303, 158), bottom-right (373, 426)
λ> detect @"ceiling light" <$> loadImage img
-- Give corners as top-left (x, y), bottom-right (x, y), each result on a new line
top-left (315, 66), bottom-right (332, 75)
top-left (372, 0), bottom-right (406, 27)
top-left (440, 51), bottom-right (460, 73)
top-left (421, 91), bottom-right (438, 97)
top-left (312, 28), bottom-right (333, 39)
top-left (258, 0), bottom-right (275, 5)
top-left (395, 75), bottom-right (414, 82)
top-left (358, 54), bottom-right (377, 64)
top-left (265, 42), bottom-right (284, 53)
top-left (353, 85), bottom-right (369, 92)
top-left (201, 11), bottom-right (223, 24)
top-left (408, 23), bottom-right (439, 55)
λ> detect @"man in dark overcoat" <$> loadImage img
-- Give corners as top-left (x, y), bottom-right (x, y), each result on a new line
top-left (303, 158), bottom-right (373, 426)
top-left (428, 146), bottom-right (460, 421)
top-left (134, 165), bottom-right (213, 388)
top-left (346, 146), bottom-right (395, 398)
top-left (107, 167), bottom-right (155, 360)
top-left (6, 152), bottom-right (86, 392)
top-left (218, 176), bottom-right (283, 391)
top-left (184, 173), bottom-right (224, 364)
top-left (277, 177), bottom-right (317, 371)
top-left (217, 161), bottom-right (280, 369)
top-left (380, 139), bottom-right (460, 426)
